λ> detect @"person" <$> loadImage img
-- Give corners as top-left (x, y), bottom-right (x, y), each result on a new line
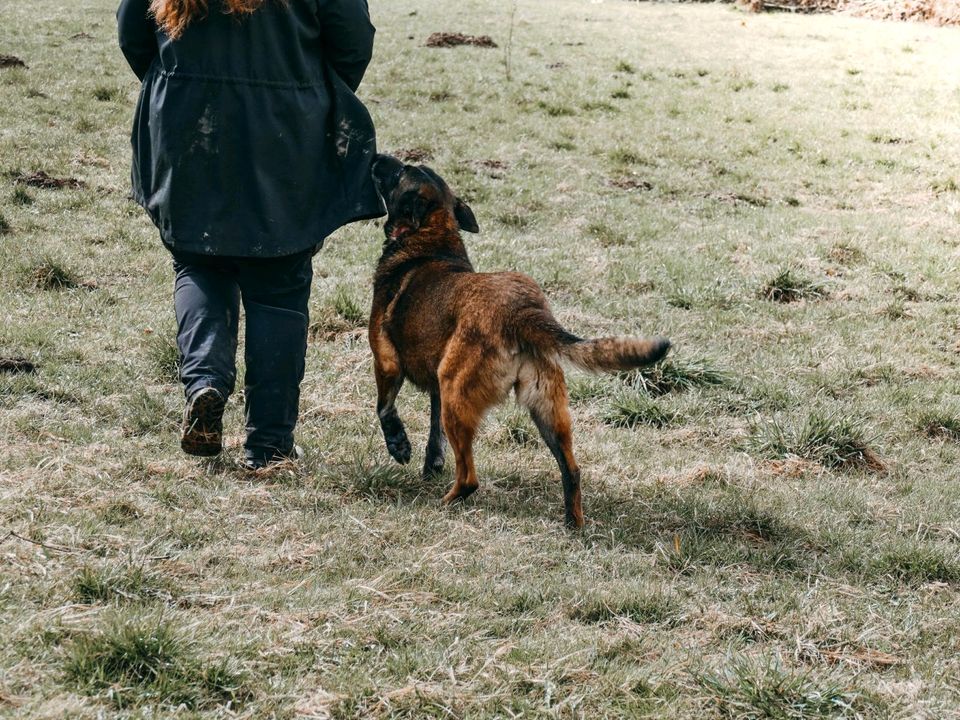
top-left (116, 0), bottom-right (384, 468)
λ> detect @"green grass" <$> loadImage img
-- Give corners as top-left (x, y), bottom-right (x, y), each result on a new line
top-left (605, 389), bottom-right (679, 428)
top-left (63, 611), bottom-right (246, 710)
top-left (623, 356), bottom-right (729, 396)
top-left (3, 0), bottom-right (960, 716)
top-left (693, 655), bottom-right (868, 718)
top-left (915, 407), bottom-right (960, 441)
top-left (759, 266), bottom-right (829, 303)
top-left (20, 256), bottom-right (80, 290)
top-left (748, 410), bottom-right (885, 471)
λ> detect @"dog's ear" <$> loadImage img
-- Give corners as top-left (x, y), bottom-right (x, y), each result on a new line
top-left (454, 198), bottom-right (479, 233)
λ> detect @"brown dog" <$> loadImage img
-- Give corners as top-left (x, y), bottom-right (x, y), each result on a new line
top-left (369, 154), bottom-right (670, 527)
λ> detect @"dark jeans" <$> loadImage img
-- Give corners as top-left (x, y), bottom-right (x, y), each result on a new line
top-left (172, 249), bottom-right (314, 460)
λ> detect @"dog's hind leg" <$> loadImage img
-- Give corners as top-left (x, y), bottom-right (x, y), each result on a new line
top-left (518, 362), bottom-right (583, 528)
top-left (439, 398), bottom-right (480, 504)
top-left (370, 320), bottom-right (411, 465)
top-left (423, 392), bottom-right (447, 478)
top-left (438, 352), bottom-right (495, 504)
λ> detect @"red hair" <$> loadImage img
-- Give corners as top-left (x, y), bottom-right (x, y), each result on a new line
top-left (150, 0), bottom-right (268, 39)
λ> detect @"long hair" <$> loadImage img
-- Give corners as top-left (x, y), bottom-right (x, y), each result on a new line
top-left (150, 0), bottom-right (267, 39)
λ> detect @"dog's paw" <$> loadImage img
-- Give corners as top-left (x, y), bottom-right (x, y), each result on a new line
top-left (386, 431), bottom-right (412, 464)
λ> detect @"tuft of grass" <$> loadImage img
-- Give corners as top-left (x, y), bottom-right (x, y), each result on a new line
top-left (665, 281), bottom-right (734, 310)
top-left (748, 410), bottom-right (884, 472)
top-left (63, 611), bottom-right (245, 710)
top-left (21, 258), bottom-right (80, 290)
top-left (915, 408), bottom-right (960, 441)
top-left (498, 410), bottom-right (537, 446)
top-left (611, 87), bottom-right (631, 99)
top-left (694, 655), bottom-right (862, 719)
top-left (570, 590), bottom-right (676, 625)
top-left (146, 332), bottom-right (181, 385)
top-left (567, 375), bottom-right (609, 404)
top-left (123, 393), bottom-right (179, 437)
top-left (333, 287), bottom-right (366, 327)
top-left (12, 186), bottom-right (34, 205)
top-left (867, 542), bottom-right (960, 585)
top-left (0, 211), bottom-right (11, 235)
top-left (72, 564), bottom-right (171, 604)
top-left (536, 100), bottom-right (575, 117)
top-left (585, 220), bottom-right (627, 247)
top-left (98, 499), bottom-right (143, 525)
top-left (931, 177), bottom-right (958, 194)
top-left (827, 242), bottom-right (865, 265)
top-left (496, 209), bottom-right (531, 229)
top-left (622, 357), bottom-right (728, 396)
top-left (615, 60), bottom-right (635, 74)
top-left (605, 390), bottom-right (678, 429)
top-left (609, 148), bottom-right (647, 166)
top-left (92, 85), bottom-right (124, 102)
top-left (758, 267), bottom-right (828, 303)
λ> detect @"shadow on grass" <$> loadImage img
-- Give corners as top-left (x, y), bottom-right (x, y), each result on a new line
top-left (324, 457), bottom-right (819, 576)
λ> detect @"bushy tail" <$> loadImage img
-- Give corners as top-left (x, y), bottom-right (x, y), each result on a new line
top-left (512, 308), bottom-right (670, 373)
top-left (559, 335), bottom-right (671, 373)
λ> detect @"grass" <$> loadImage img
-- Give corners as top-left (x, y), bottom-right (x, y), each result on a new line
top-left (759, 266), bottom-right (829, 303)
top-left (63, 611), bottom-right (246, 710)
top-left (622, 356), bottom-right (728, 396)
top-left (605, 389), bottom-right (679, 428)
top-left (570, 588), bottom-right (677, 625)
top-left (2, 0), bottom-right (960, 716)
top-left (693, 655), bottom-right (866, 718)
top-left (72, 563), bottom-right (172, 604)
top-left (748, 410), bottom-right (885, 472)
top-left (21, 257), bottom-right (80, 290)
top-left (915, 407), bottom-right (960, 441)
top-left (145, 331), bottom-right (180, 384)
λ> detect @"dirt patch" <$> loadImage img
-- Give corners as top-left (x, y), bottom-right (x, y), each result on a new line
top-left (475, 159), bottom-right (509, 178)
top-left (0, 54), bottom-right (27, 69)
top-left (425, 32), bottom-right (498, 48)
top-left (13, 171), bottom-right (85, 190)
top-left (743, 0), bottom-right (960, 24)
top-left (393, 148), bottom-right (433, 163)
top-left (0, 357), bottom-right (37, 374)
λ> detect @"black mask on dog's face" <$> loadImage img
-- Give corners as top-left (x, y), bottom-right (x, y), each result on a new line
top-left (372, 154), bottom-right (479, 241)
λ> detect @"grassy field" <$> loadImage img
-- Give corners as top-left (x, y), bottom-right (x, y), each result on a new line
top-left (2, 0), bottom-right (960, 717)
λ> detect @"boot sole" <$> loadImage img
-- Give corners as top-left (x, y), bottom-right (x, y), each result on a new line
top-left (181, 388), bottom-right (225, 457)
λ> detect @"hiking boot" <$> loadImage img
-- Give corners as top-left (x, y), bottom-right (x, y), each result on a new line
top-left (180, 387), bottom-right (226, 457)
top-left (242, 445), bottom-right (302, 471)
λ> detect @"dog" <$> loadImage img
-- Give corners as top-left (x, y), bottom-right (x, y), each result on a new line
top-left (368, 154), bottom-right (670, 527)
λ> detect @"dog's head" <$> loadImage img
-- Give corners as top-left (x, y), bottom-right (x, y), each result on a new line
top-left (372, 154), bottom-right (479, 242)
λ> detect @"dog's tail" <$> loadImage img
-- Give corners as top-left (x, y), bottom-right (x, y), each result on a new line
top-left (514, 309), bottom-right (670, 373)
top-left (559, 333), bottom-right (671, 373)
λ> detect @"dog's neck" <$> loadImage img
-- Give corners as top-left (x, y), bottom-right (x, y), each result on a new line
top-left (380, 209), bottom-right (471, 266)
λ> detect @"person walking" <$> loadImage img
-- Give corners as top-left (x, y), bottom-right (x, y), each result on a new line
top-left (117, 0), bottom-right (384, 468)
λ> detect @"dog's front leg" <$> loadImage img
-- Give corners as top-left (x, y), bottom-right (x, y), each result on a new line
top-left (375, 363), bottom-right (411, 464)
top-left (422, 392), bottom-right (447, 478)
top-left (370, 319), bottom-right (411, 465)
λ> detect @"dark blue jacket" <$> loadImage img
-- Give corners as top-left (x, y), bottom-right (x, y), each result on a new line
top-left (117, 0), bottom-right (385, 257)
